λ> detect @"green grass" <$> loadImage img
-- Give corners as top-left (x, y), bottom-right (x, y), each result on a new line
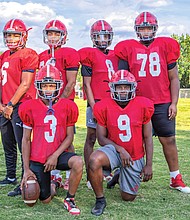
top-left (0, 98), bottom-right (190, 220)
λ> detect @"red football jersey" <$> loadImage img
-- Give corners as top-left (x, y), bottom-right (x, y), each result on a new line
top-left (114, 37), bottom-right (180, 104)
top-left (94, 97), bottom-right (154, 160)
top-left (78, 47), bottom-right (119, 100)
top-left (39, 47), bottom-right (80, 99)
top-left (0, 48), bottom-right (39, 104)
top-left (19, 98), bottom-right (79, 164)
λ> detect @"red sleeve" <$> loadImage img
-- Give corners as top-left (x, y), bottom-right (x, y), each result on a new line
top-left (66, 101), bottom-right (79, 126)
top-left (20, 48), bottom-right (39, 71)
top-left (64, 47), bottom-right (80, 69)
top-left (114, 40), bottom-right (129, 61)
top-left (18, 101), bottom-right (33, 127)
top-left (93, 101), bottom-right (107, 127)
top-left (142, 98), bottom-right (154, 124)
top-left (78, 47), bottom-right (94, 67)
top-left (165, 37), bottom-right (180, 64)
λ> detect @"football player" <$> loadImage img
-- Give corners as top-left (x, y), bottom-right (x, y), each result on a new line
top-left (0, 19), bottom-right (39, 196)
top-left (39, 19), bottom-right (80, 190)
top-left (20, 65), bottom-right (83, 215)
top-left (114, 11), bottom-right (190, 193)
top-left (88, 70), bottom-right (154, 216)
top-left (78, 20), bottom-right (119, 188)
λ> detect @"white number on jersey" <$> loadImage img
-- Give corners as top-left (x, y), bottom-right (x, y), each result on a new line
top-left (106, 59), bottom-right (115, 80)
top-left (137, 52), bottom-right (160, 77)
top-left (1, 62), bottom-right (9, 86)
top-left (117, 115), bottom-right (131, 142)
top-left (44, 115), bottom-right (57, 143)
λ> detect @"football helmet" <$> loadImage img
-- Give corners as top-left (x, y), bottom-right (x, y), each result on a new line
top-left (134, 12), bottom-right (158, 41)
top-left (90, 20), bottom-right (113, 49)
top-left (3, 19), bottom-right (29, 50)
top-left (43, 20), bottom-right (67, 47)
top-left (109, 70), bottom-right (137, 102)
top-left (35, 64), bottom-right (63, 99)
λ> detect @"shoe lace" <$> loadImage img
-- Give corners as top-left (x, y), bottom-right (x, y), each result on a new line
top-left (66, 198), bottom-right (77, 208)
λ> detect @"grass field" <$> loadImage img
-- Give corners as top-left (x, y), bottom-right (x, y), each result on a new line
top-left (0, 98), bottom-right (190, 220)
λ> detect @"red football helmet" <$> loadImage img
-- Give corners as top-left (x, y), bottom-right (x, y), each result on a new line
top-left (134, 12), bottom-right (158, 41)
top-left (109, 70), bottom-right (137, 102)
top-left (90, 20), bottom-right (113, 49)
top-left (3, 19), bottom-right (29, 50)
top-left (35, 64), bottom-right (63, 99)
top-left (43, 20), bottom-right (67, 47)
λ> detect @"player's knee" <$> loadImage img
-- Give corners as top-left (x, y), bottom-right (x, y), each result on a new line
top-left (89, 151), bottom-right (103, 171)
top-left (41, 196), bottom-right (52, 204)
top-left (70, 156), bottom-right (83, 172)
top-left (121, 191), bottom-right (136, 202)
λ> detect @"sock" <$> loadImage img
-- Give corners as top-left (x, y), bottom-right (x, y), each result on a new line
top-left (66, 170), bottom-right (71, 179)
top-left (96, 196), bottom-right (105, 202)
top-left (170, 170), bottom-right (180, 179)
top-left (66, 192), bottom-right (75, 199)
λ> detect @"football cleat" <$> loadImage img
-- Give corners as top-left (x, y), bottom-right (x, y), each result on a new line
top-left (170, 174), bottom-right (190, 193)
top-left (64, 198), bottom-right (80, 215)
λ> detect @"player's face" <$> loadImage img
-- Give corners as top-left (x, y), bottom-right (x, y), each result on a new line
top-left (115, 84), bottom-right (130, 100)
top-left (41, 83), bottom-right (57, 98)
top-left (5, 33), bottom-right (22, 49)
top-left (47, 31), bottom-right (61, 46)
top-left (138, 26), bottom-right (154, 40)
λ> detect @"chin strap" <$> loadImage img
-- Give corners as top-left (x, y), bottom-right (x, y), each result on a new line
top-left (47, 99), bottom-right (55, 115)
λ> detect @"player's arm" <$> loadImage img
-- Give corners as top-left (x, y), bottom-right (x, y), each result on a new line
top-left (61, 69), bottom-right (77, 98)
top-left (96, 123), bottom-right (133, 167)
top-left (21, 127), bottom-right (37, 189)
top-left (44, 126), bottom-right (74, 172)
top-left (168, 64), bottom-right (180, 120)
top-left (141, 120), bottom-right (153, 182)
top-left (3, 71), bottom-right (35, 119)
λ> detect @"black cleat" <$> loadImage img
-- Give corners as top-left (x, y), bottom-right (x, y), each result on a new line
top-left (0, 178), bottom-right (18, 186)
top-left (107, 169), bottom-right (120, 189)
top-left (7, 185), bottom-right (21, 197)
top-left (91, 199), bottom-right (106, 216)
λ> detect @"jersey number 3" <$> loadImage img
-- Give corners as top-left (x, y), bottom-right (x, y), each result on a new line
top-left (44, 115), bottom-right (57, 143)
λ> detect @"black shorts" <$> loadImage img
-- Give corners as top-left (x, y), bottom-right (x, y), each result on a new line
top-left (152, 103), bottom-right (175, 137)
top-left (30, 151), bottom-right (76, 201)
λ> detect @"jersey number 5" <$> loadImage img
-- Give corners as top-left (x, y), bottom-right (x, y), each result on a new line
top-left (137, 52), bottom-right (160, 77)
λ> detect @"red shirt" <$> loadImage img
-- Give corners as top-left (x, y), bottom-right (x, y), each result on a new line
top-left (114, 37), bottom-right (180, 104)
top-left (39, 47), bottom-right (80, 100)
top-left (0, 48), bottom-right (39, 104)
top-left (19, 98), bottom-right (79, 164)
top-left (94, 97), bottom-right (154, 160)
top-left (78, 47), bottom-right (119, 100)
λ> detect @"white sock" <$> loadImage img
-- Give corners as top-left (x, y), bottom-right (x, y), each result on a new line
top-left (66, 170), bottom-right (71, 179)
top-left (170, 170), bottom-right (180, 179)
top-left (51, 170), bottom-right (60, 176)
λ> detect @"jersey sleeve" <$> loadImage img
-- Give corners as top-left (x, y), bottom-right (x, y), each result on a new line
top-left (66, 101), bottom-right (79, 126)
top-left (142, 98), bottom-right (154, 124)
top-left (114, 40), bottom-right (129, 61)
top-left (20, 49), bottom-right (39, 71)
top-left (165, 37), bottom-right (180, 64)
top-left (18, 101), bottom-right (33, 128)
top-left (78, 47), bottom-right (94, 68)
top-left (93, 101), bottom-right (107, 127)
top-left (64, 48), bottom-right (80, 70)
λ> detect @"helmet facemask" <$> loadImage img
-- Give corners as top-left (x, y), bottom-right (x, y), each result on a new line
top-left (3, 31), bottom-right (27, 49)
top-left (109, 81), bottom-right (137, 102)
top-left (135, 24), bottom-right (157, 41)
top-left (91, 31), bottom-right (113, 49)
top-left (43, 29), bottom-right (66, 47)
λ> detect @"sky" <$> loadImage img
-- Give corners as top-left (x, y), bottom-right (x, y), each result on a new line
top-left (0, 0), bottom-right (189, 53)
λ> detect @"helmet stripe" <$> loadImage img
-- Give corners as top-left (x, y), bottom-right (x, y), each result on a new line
top-left (52, 20), bottom-right (56, 27)
top-left (101, 20), bottom-right (105, 30)
top-left (10, 19), bottom-right (15, 30)
top-left (144, 12), bottom-right (147, 23)
top-left (47, 64), bottom-right (50, 77)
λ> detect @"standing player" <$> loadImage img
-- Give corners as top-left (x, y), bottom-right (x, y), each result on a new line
top-left (89, 70), bottom-right (154, 216)
top-left (39, 19), bottom-right (80, 190)
top-left (20, 65), bottom-right (83, 215)
top-left (114, 11), bottom-right (190, 193)
top-left (0, 19), bottom-right (39, 196)
top-left (78, 20), bottom-right (119, 188)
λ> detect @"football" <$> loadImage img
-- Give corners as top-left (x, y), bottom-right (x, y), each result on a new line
top-left (22, 176), bottom-right (40, 207)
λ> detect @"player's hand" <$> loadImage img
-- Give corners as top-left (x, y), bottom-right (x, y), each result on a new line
top-left (44, 154), bottom-right (58, 172)
top-left (0, 103), bottom-right (5, 114)
top-left (168, 103), bottom-right (177, 120)
top-left (21, 170), bottom-right (37, 190)
top-left (3, 106), bottom-right (13, 120)
top-left (119, 148), bottom-right (134, 167)
top-left (140, 165), bottom-right (153, 182)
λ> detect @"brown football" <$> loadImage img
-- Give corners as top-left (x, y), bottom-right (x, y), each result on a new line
top-left (22, 176), bottom-right (40, 207)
